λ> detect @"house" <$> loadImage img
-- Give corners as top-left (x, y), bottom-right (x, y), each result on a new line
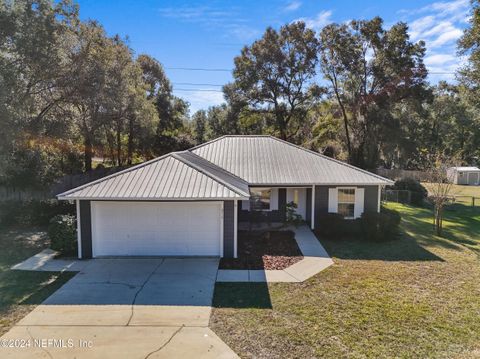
top-left (447, 166), bottom-right (480, 185)
top-left (58, 135), bottom-right (393, 259)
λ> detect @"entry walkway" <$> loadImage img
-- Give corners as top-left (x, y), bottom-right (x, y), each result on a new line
top-left (216, 225), bottom-right (334, 283)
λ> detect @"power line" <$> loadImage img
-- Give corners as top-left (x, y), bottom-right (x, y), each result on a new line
top-left (165, 67), bottom-right (231, 72)
top-left (173, 88), bottom-right (224, 92)
top-left (172, 82), bottom-right (224, 87)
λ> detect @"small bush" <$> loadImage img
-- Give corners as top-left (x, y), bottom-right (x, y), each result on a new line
top-left (316, 213), bottom-right (362, 238)
top-left (285, 201), bottom-right (303, 226)
top-left (391, 178), bottom-right (428, 206)
top-left (48, 214), bottom-right (77, 256)
top-left (361, 207), bottom-right (401, 241)
top-left (0, 200), bottom-right (75, 227)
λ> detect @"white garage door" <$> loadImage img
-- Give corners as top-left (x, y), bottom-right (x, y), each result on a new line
top-left (91, 201), bottom-right (222, 257)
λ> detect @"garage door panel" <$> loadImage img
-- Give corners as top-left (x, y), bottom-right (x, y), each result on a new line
top-left (92, 202), bottom-right (221, 257)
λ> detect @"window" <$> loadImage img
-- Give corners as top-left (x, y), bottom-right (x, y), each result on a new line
top-left (338, 188), bottom-right (355, 219)
top-left (250, 188), bottom-right (271, 210)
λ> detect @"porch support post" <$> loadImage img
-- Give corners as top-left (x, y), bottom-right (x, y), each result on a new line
top-left (76, 199), bottom-right (83, 259)
top-left (377, 185), bottom-right (382, 212)
top-left (234, 200), bottom-right (238, 258)
top-left (311, 185), bottom-right (315, 230)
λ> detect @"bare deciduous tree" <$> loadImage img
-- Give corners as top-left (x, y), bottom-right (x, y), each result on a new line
top-left (424, 160), bottom-right (456, 236)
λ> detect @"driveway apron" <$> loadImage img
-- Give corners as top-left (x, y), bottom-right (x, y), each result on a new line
top-left (0, 258), bottom-right (239, 358)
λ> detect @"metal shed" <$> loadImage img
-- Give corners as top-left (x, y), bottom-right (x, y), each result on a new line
top-left (447, 166), bottom-right (480, 185)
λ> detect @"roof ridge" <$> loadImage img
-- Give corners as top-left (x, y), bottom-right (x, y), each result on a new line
top-left (57, 153), bottom-right (173, 198)
top-left (187, 135), bottom-right (228, 152)
top-left (187, 135), bottom-right (276, 152)
top-left (171, 152), bottom-right (250, 197)
top-left (180, 150), bottom-right (250, 185)
top-left (269, 137), bottom-right (393, 184)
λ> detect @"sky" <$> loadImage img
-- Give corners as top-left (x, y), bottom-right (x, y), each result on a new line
top-left (75, 0), bottom-right (472, 113)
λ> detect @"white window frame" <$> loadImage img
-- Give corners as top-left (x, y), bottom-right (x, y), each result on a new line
top-left (337, 187), bottom-right (356, 219)
top-left (249, 187), bottom-right (273, 211)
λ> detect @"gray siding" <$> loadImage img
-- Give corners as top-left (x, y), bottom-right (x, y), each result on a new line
top-left (278, 188), bottom-right (286, 222)
top-left (363, 185), bottom-right (379, 213)
top-left (306, 187), bottom-right (312, 225)
top-left (79, 200), bottom-right (92, 259)
top-left (313, 185), bottom-right (331, 229)
top-left (313, 185), bottom-right (380, 229)
top-left (223, 201), bottom-right (235, 258)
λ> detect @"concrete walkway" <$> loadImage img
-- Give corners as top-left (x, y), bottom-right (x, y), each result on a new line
top-left (11, 248), bottom-right (90, 272)
top-left (2, 258), bottom-right (238, 358)
top-left (216, 225), bottom-right (334, 283)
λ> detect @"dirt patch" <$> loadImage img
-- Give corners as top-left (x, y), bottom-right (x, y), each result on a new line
top-left (219, 230), bottom-right (303, 270)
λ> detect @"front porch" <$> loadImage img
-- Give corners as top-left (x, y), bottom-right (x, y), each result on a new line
top-left (238, 187), bottom-right (313, 228)
top-left (217, 224), bottom-right (333, 283)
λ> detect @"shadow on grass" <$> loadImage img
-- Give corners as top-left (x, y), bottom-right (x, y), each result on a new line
top-left (21, 272), bottom-right (76, 305)
top-left (319, 204), bottom-right (448, 262)
top-left (322, 202), bottom-right (480, 261)
top-left (0, 270), bottom-right (75, 309)
top-left (320, 236), bottom-right (444, 262)
top-left (213, 282), bottom-right (272, 309)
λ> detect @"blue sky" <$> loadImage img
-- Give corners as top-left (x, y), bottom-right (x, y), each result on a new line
top-left (76, 0), bottom-right (471, 113)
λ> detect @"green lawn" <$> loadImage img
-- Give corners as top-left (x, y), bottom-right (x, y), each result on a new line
top-left (0, 227), bottom-right (75, 336)
top-left (211, 202), bottom-right (480, 358)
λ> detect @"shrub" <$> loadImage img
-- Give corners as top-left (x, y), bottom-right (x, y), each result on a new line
top-left (285, 201), bottom-right (303, 226)
top-left (361, 207), bottom-right (401, 241)
top-left (316, 213), bottom-right (362, 238)
top-left (48, 214), bottom-right (77, 256)
top-left (391, 178), bottom-right (428, 206)
top-left (0, 200), bottom-right (75, 227)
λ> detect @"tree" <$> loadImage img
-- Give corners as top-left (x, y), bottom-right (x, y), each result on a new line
top-left (228, 21), bottom-right (323, 140)
top-left (0, 0), bottom-right (82, 186)
top-left (424, 159), bottom-right (456, 236)
top-left (318, 17), bottom-right (429, 169)
top-left (192, 110), bottom-right (207, 144)
top-left (458, 0), bottom-right (480, 107)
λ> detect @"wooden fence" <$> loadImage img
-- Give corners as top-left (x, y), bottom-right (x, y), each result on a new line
top-left (0, 166), bottom-right (126, 202)
top-left (376, 168), bottom-right (429, 181)
top-left (0, 187), bottom-right (51, 201)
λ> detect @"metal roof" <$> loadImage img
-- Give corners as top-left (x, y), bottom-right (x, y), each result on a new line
top-left (59, 135), bottom-right (392, 200)
top-left (173, 151), bottom-right (250, 196)
top-left (192, 136), bottom-right (393, 185)
top-left (450, 166), bottom-right (480, 172)
top-left (58, 153), bottom-right (249, 200)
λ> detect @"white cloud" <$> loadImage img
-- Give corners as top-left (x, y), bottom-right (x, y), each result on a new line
top-left (429, 28), bottom-right (464, 47)
top-left (175, 90), bottom-right (225, 113)
top-left (424, 53), bottom-right (456, 65)
top-left (158, 6), bottom-right (259, 41)
top-left (401, 0), bottom-right (470, 82)
top-left (284, 1), bottom-right (302, 12)
top-left (294, 10), bottom-right (333, 31)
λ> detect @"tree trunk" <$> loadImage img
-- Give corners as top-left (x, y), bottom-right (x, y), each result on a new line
top-left (116, 122), bottom-right (122, 167)
top-left (84, 136), bottom-right (93, 172)
top-left (127, 116), bottom-right (134, 165)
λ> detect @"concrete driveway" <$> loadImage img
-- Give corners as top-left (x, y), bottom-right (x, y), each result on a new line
top-left (1, 258), bottom-right (238, 358)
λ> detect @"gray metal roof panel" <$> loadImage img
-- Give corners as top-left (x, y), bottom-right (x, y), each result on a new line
top-left (58, 154), bottom-right (247, 200)
top-left (191, 136), bottom-right (392, 185)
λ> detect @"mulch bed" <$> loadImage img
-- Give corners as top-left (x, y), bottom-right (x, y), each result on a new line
top-left (219, 230), bottom-right (303, 270)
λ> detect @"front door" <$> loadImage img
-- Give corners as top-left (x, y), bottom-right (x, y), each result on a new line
top-left (286, 188), bottom-right (307, 219)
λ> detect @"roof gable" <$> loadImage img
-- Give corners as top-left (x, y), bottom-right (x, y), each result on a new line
top-left (58, 153), bottom-right (249, 200)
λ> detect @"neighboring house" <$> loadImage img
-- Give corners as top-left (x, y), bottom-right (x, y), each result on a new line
top-left (58, 136), bottom-right (393, 259)
top-left (447, 166), bottom-right (480, 185)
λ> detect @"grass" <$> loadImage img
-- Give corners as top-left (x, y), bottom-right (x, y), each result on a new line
top-left (0, 227), bottom-right (75, 336)
top-left (210, 202), bottom-right (480, 358)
